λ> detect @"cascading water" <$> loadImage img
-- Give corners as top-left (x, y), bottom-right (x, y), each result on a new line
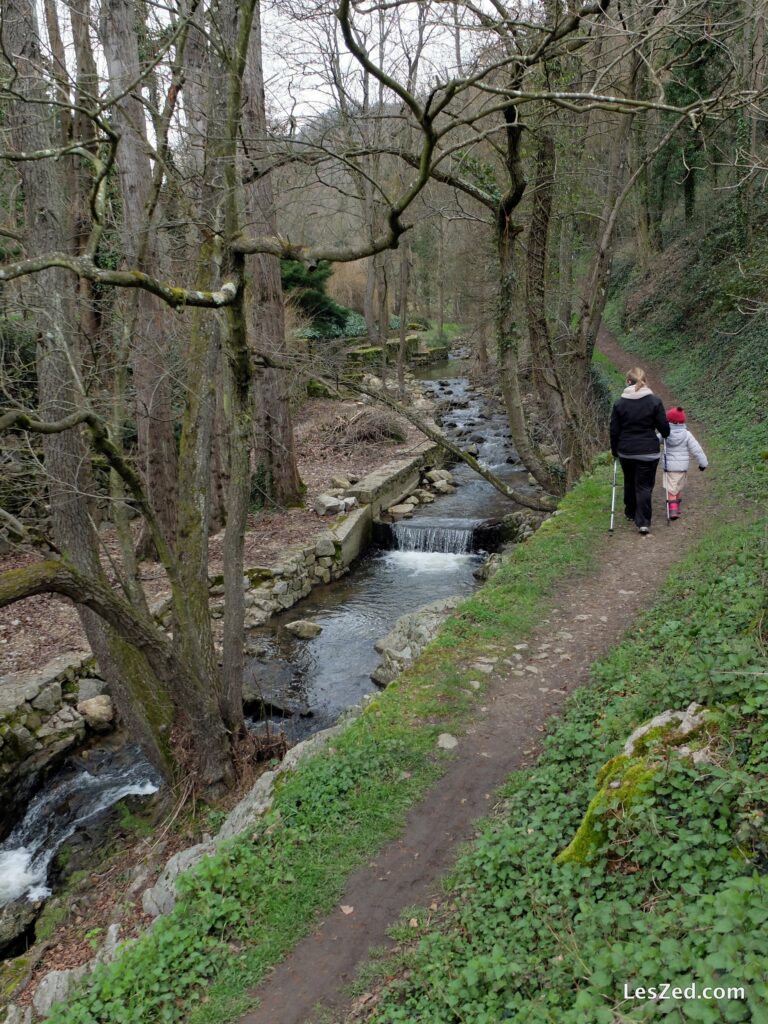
top-left (0, 746), bottom-right (159, 907)
top-left (391, 519), bottom-right (480, 554)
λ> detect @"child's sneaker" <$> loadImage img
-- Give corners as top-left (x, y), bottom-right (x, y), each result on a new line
top-left (668, 495), bottom-right (680, 519)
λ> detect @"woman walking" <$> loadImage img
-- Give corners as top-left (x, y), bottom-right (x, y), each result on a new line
top-left (610, 367), bottom-right (670, 535)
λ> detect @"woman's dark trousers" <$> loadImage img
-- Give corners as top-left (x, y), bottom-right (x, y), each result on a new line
top-left (620, 457), bottom-right (659, 528)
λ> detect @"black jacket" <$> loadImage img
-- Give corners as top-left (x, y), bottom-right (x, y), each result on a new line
top-left (610, 392), bottom-right (670, 458)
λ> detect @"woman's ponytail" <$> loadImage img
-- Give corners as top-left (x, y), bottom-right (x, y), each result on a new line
top-left (626, 366), bottom-right (648, 392)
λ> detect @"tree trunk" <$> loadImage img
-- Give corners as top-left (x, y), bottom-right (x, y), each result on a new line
top-left (243, 0), bottom-right (303, 508)
top-left (101, 0), bottom-right (179, 552)
top-left (525, 133), bottom-right (566, 431)
top-left (396, 241), bottom-right (410, 397)
top-left (683, 161), bottom-right (696, 222)
top-left (437, 223), bottom-right (445, 340)
top-left (632, 127), bottom-right (655, 263)
top-left (741, 0), bottom-right (766, 248)
top-left (67, 0), bottom-right (102, 354)
top-left (364, 257), bottom-right (378, 342)
top-left (574, 109), bottom-right (635, 364)
top-left (495, 104), bottom-right (563, 496)
top-left (375, 254), bottom-right (389, 379)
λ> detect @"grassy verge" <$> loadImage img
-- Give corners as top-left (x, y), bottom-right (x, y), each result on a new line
top-left (46, 468), bottom-right (615, 1024)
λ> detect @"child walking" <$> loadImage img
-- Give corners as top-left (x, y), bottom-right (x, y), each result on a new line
top-left (663, 407), bottom-right (708, 519)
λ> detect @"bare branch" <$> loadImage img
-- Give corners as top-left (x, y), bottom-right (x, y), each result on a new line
top-left (0, 252), bottom-right (239, 307)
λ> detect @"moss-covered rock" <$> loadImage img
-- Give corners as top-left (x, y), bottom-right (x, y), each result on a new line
top-left (0, 952), bottom-right (32, 1002)
top-left (556, 756), bottom-right (658, 865)
top-left (557, 704), bottom-right (720, 865)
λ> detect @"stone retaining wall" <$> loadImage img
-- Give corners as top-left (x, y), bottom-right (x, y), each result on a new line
top-left (0, 655), bottom-right (110, 837)
top-left (202, 445), bottom-right (441, 629)
top-left (0, 443), bottom-right (445, 815)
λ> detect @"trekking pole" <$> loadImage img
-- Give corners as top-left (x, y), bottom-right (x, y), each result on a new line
top-left (663, 438), bottom-right (671, 528)
top-left (609, 458), bottom-right (618, 534)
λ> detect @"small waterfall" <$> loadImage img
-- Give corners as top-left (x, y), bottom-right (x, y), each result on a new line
top-left (0, 747), bottom-right (160, 906)
top-left (391, 520), bottom-right (478, 554)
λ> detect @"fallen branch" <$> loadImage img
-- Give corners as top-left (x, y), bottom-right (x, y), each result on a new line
top-left (342, 380), bottom-right (558, 513)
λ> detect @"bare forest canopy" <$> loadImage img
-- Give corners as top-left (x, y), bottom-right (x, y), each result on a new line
top-left (0, 0), bottom-right (766, 799)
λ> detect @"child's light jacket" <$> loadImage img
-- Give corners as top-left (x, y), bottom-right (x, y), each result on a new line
top-left (664, 423), bottom-right (708, 471)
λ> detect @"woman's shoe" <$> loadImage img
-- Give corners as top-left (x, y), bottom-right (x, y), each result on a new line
top-left (638, 526), bottom-right (650, 535)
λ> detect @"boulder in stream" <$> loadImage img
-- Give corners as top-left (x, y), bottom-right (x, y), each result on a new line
top-left (284, 619), bottom-right (323, 639)
top-left (387, 504), bottom-right (414, 519)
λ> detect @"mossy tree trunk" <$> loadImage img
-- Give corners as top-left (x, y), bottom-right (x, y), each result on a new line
top-left (495, 103), bottom-right (565, 496)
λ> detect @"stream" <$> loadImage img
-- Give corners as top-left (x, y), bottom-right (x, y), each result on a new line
top-left (244, 354), bottom-right (538, 740)
top-left (0, 352), bottom-right (533, 931)
top-left (0, 743), bottom-right (159, 907)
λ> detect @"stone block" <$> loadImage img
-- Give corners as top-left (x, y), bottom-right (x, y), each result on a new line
top-left (76, 695), bottom-right (115, 731)
top-left (142, 842), bottom-right (215, 918)
top-left (244, 608), bottom-right (270, 628)
top-left (30, 682), bottom-right (62, 716)
top-left (32, 966), bottom-right (89, 1017)
top-left (4, 1005), bottom-right (32, 1024)
top-left (347, 455), bottom-right (430, 516)
top-left (388, 504), bottom-right (414, 518)
top-left (313, 494), bottom-right (342, 516)
top-left (328, 505), bottom-right (373, 566)
top-left (217, 771), bottom-right (276, 839)
top-left (314, 534), bottom-right (336, 558)
top-left (24, 711), bottom-right (42, 732)
top-left (77, 677), bottom-right (107, 701)
top-left (8, 725), bottom-right (38, 758)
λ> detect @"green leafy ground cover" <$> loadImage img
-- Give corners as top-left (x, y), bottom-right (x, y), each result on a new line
top-left (45, 470), bottom-right (615, 1024)
top-left (365, 215), bottom-right (768, 1023)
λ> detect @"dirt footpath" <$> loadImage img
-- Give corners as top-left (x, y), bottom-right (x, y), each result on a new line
top-left (237, 330), bottom-right (714, 1024)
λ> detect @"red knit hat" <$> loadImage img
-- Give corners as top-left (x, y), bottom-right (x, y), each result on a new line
top-left (667, 406), bottom-right (686, 424)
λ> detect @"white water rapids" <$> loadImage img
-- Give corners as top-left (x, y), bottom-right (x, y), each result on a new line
top-left (0, 751), bottom-right (159, 906)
